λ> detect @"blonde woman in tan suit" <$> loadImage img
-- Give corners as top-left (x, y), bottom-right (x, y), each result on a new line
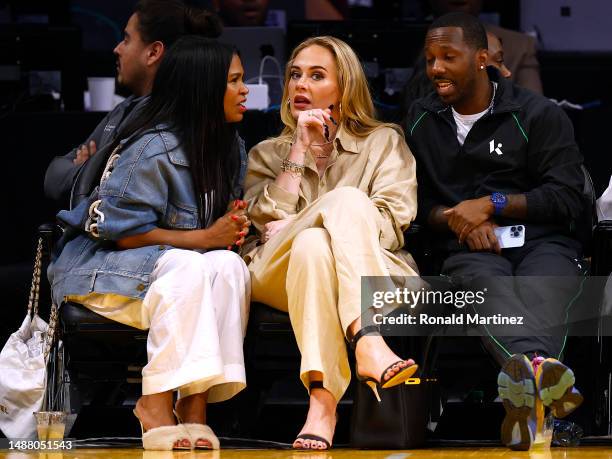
top-left (242, 36), bottom-right (420, 450)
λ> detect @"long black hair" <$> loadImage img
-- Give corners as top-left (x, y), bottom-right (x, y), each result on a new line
top-left (113, 35), bottom-right (239, 225)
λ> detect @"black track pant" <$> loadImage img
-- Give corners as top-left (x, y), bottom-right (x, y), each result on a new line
top-left (441, 235), bottom-right (583, 363)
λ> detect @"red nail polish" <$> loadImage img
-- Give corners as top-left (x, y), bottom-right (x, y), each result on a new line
top-left (231, 215), bottom-right (238, 221)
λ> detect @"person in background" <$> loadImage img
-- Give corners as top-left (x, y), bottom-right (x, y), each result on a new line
top-left (405, 13), bottom-right (583, 451)
top-left (211, 0), bottom-right (343, 27)
top-left (486, 30), bottom-right (511, 79)
top-left (44, 0), bottom-right (221, 206)
top-left (48, 36), bottom-right (251, 451)
top-left (212, 0), bottom-right (270, 26)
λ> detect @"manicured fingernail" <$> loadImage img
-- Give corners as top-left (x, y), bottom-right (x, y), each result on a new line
top-left (231, 215), bottom-right (238, 221)
top-left (329, 115), bottom-right (337, 125)
top-left (227, 245), bottom-right (232, 250)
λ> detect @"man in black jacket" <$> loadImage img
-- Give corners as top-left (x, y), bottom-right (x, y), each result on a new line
top-left (405, 13), bottom-right (584, 450)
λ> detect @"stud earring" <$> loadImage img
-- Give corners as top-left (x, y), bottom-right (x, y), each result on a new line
top-left (480, 65), bottom-right (485, 70)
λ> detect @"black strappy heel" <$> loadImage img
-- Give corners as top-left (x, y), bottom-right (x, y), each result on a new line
top-left (293, 381), bottom-right (335, 450)
top-left (350, 325), bottom-right (419, 402)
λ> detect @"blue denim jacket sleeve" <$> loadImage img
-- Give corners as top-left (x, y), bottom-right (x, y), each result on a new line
top-left (93, 132), bottom-right (187, 240)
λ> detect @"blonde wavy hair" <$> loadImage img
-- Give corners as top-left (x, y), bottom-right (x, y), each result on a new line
top-left (279, 36), bottom-right (397, 140)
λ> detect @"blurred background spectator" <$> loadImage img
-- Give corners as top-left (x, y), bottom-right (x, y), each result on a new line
top-left (207, 0), bottom-right (345, 28)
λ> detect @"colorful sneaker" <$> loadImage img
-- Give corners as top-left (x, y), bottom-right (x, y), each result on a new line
top-left (498, 354), bottom-right (537, 450)
top-left (531, 355), bottom-right (545, 374)
top-left (535, 358), bottom-right (583, 418)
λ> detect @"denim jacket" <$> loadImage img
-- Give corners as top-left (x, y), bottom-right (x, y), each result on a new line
top-left (48, 126), bottom-right (247, 306)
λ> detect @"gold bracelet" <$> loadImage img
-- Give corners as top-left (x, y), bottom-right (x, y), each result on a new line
top-left (281, 158), bottom-right (305, 178)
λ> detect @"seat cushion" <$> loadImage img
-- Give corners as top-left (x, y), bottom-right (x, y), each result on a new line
top-left (249, 302), bottom-right (291, 332)
top-left (60, 301), bottom-right (143, 333)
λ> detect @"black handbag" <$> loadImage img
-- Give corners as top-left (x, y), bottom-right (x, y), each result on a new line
top-left (349, 335), bottom-right (436, 449)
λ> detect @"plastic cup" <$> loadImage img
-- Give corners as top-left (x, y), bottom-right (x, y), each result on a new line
top-left (34, 411), bottom-right (66, 441)
top-left (533, 412), bottom-right (554, 449)
top-left (87, 77), bottom-right (115, 111)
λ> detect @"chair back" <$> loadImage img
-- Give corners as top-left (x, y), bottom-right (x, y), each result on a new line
top-left (574, 165), bottom-right (597, 256)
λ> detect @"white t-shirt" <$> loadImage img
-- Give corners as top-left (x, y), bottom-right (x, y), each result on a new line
top-left (451, 82), bottom-right (497, 146)
top-left (451, 107), bottom-right (489, 146)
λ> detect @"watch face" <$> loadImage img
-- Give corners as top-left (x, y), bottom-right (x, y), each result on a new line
top-left (492, 192), bottom-right (507, 204)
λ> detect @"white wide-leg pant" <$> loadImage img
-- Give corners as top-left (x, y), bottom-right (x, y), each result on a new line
top-left (74, 248), bottom-right (251, 403)
top-left (142, 249), bottom-right (251, 402)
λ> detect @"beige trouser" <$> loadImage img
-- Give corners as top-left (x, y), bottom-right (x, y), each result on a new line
top-left (246, 187), bottom-right (418, 402)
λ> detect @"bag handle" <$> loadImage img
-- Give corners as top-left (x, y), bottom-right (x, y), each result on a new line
top-left (27, 236), bottom-right (59, 363)
top-left (43, 303), bottom-right (58, 363)
top-left (27, 237), bottom-right (43, 318)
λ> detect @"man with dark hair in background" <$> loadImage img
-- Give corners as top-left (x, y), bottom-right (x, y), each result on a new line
top-left (405, 12), bottom-right (584, 451)
top-left (44, 0), bottom-right (221, 205)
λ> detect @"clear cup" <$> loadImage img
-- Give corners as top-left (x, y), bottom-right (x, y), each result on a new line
top-left (532, 412), bottom-right (554, 449)
top-left (33, 411), bottom-right (66, 441)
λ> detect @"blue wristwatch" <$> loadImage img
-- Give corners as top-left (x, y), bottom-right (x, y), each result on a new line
top-left (490, 192), bottom-right (508, 215)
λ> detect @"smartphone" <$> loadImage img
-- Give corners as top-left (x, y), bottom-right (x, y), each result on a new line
top-left (493, 225), bottom-right (525, 249)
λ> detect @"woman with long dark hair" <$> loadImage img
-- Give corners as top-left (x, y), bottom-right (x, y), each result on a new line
top-left (48, 36), bottom-right (250, 450)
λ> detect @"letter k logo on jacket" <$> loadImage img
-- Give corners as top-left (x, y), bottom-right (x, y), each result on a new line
top-left (489, 139), bottom-right (503, 155)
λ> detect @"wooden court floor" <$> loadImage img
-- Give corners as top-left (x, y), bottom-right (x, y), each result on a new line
top-left (2, 447), bottom-right (612, 459)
